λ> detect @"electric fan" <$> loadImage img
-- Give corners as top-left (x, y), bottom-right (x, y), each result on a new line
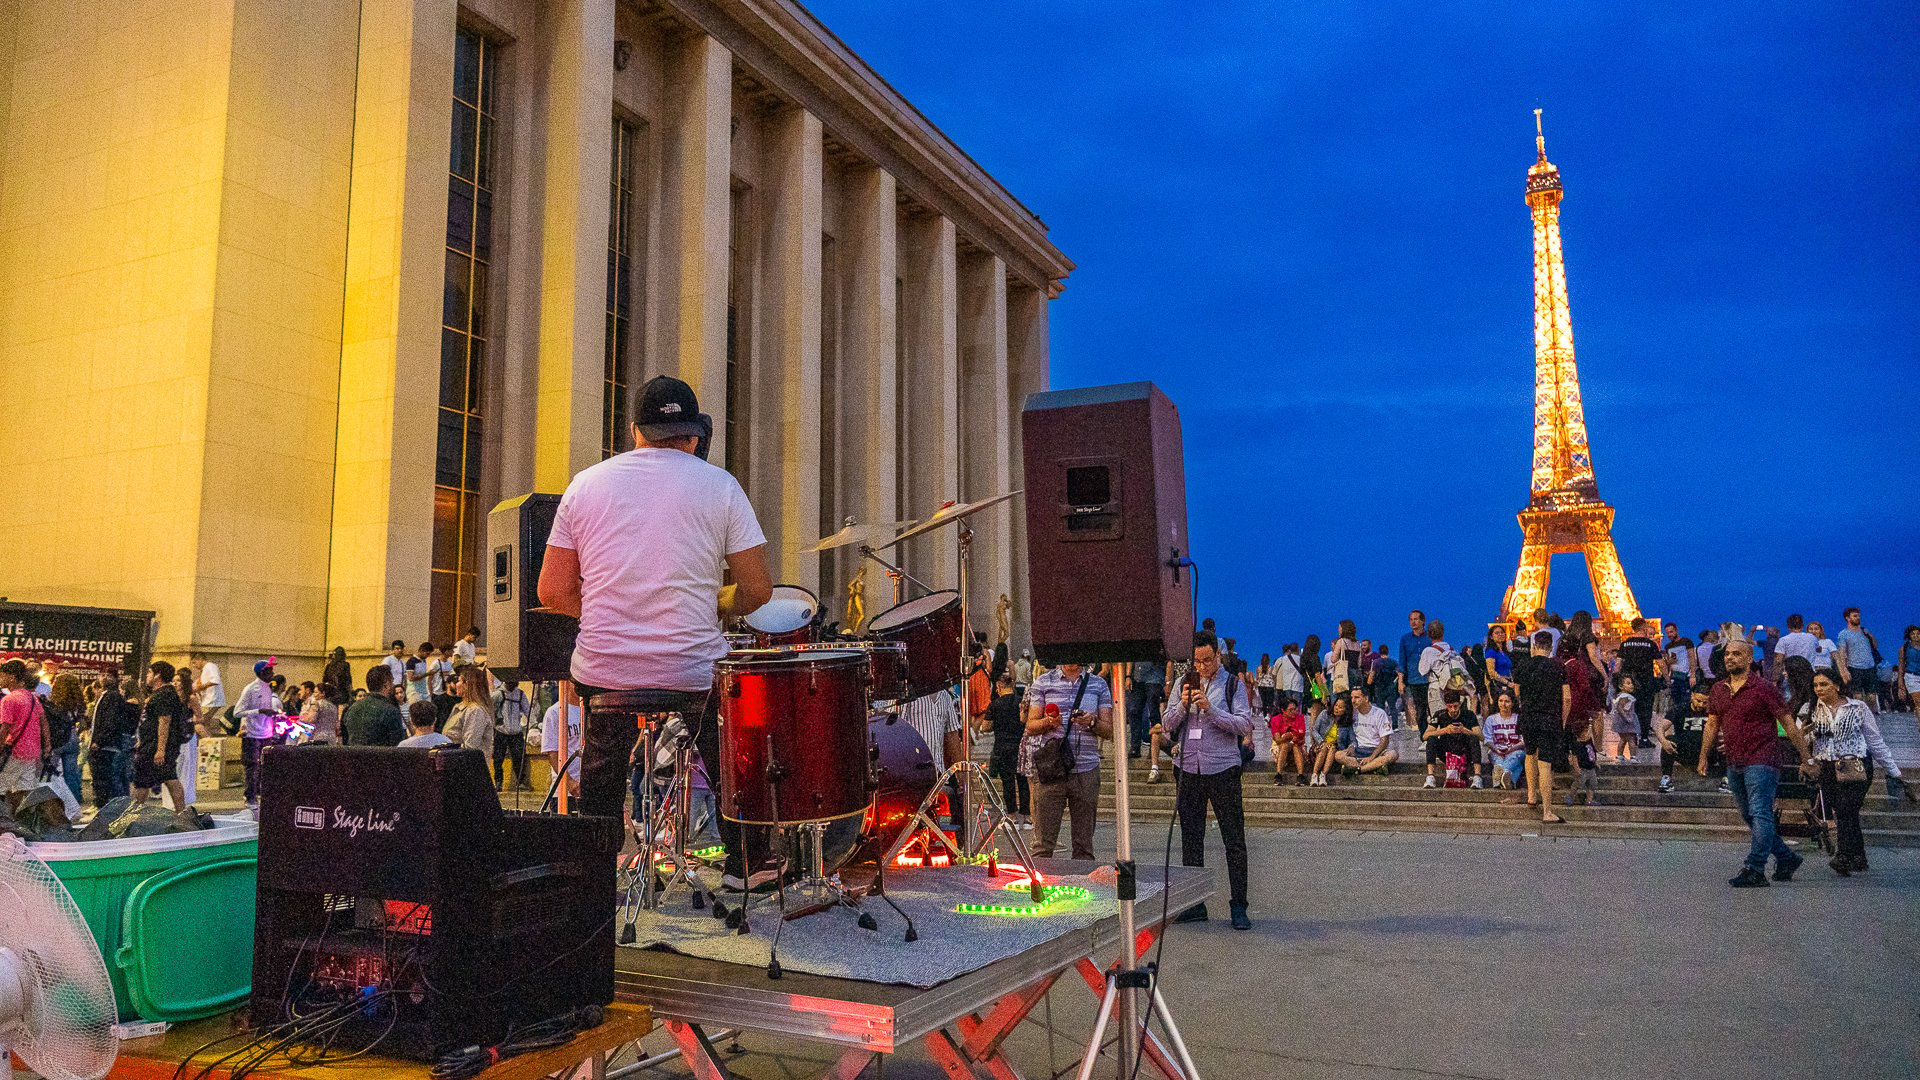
top-left (0, 835), bottom-right (118, 1080)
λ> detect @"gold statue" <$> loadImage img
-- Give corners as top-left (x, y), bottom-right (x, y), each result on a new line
top-left (994, 593), bottom-right (1013, 646)
top-left (845, 563), bottom-right (868, 633)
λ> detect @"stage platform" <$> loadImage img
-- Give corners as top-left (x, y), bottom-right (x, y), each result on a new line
top-left (612, 859), bottom-right (1210, 1078)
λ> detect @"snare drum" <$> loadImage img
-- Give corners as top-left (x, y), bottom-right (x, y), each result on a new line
top-left (743, 584), bottom-right (819, 648)
top-left (794, 640), bottom-right (910, 703)
top-left (716, 648), bottom-right (871, 825)
top-left (866, 590), bottom-right (965, 700)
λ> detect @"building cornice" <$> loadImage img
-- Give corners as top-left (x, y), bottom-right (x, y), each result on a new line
top-left (659, 0), bottom-right (1074, 295)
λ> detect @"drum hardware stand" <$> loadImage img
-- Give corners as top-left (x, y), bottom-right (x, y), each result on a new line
top-left (876, 757), bottom-right (1044, 904)
top-left (855, 544), bottom-right (934, 607)
top-left (620, 712), bottom-right (714, 945)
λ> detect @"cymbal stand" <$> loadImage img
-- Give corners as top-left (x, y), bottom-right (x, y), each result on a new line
top-left (855, 544), bottom-right (934, 607)
top-left (875, 756), bottom-right (1044, 903)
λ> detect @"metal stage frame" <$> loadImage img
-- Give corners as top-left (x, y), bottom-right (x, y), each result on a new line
top-left (612, 860), bottom-right (1212, 1079)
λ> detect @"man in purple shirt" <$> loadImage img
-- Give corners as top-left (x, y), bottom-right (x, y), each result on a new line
top-left (1164, 632), bottom-right (1256, 929)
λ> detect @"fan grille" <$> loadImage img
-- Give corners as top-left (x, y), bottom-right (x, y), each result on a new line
top-left (0, 837), bottom-right (120, 1080)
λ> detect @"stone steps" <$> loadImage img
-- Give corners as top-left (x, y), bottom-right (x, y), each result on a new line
top-left (1090, 801), bottom-right (1920, 847)
top-left (1098, 789), bottom-right (1920, 830)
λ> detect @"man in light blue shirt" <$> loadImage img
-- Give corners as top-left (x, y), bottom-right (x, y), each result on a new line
top-left (1836, 607), bottom-right (1880, 699)
top-left (1162, 633), bottom-right (1255, 929)
top-left (1023, 662), bottom-right (1113, 860)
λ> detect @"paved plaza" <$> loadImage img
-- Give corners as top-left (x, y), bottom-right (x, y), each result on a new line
top-left (621, 825), bottom-right (1918, 1080)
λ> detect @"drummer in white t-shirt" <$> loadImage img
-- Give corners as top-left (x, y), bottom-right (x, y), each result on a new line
top-left (538, 375), bottom-right (772, 887)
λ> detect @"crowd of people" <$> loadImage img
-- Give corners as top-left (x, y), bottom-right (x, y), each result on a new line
top-left (0, 631), bottom-right (586, 821)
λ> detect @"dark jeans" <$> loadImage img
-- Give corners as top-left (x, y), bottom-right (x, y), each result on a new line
top-left (241, 734), bottom-right (283, 802)
top-left (989, 742), bottom-right (1029, 814)
top-left (1727, 763), bottom-right (1794, 874)
top-left (1176, 766), bottom-right (1248, 908)
top-left (432, 693), bottom-right (457, 732)
top-left (493, 731), bottom-right (528, 788)
top-left (1817, 761), bottom-right (1869, 861)
top-left (57, 729), bottom-right (83, 806)
top-left (1406, 685), bottom-right (1430, 733)
top-left (1126, 685), bottom-right (1162, 756)
top-left (578, 684), bottom-right (749, 877)
top-left (1669, 673), bottom-right (1691, 713)
top-left (1627, 675), bottom-right (1656, 735)
top-left (1425, 733), bottom-right (1482, 768)
top-left (88, 741), bottom-right (131, 804)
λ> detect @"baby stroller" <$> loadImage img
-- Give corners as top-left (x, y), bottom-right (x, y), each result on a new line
top-left (1772, 738), bottom-right (1833, 855)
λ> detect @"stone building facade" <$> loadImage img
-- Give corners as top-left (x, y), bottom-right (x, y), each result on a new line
top-left (0, 0), bottom-right (1070, 677)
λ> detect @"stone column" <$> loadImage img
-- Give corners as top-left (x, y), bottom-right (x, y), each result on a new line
top-left (900, 213), bottom-right (959, 589)
top-left (532, 0), bottom-right (615, 490)
top-left (959, 251), bottom-right (1011, 637)
top-left (1004, 281), bottom-right (1049, 655)
top-left (758, 107), bottom-right (823, 586)
top-left (659, 32), bottom-right (731, 458)
top-left (327, 0), bottom-right (461, 655)
top-left (835, 164), bottom-right (897, 624)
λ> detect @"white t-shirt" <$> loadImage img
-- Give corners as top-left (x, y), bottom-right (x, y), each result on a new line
top-left (404, 656), bottom-right (432, 703)
top-left (549, 447), bottom-right (767, 690)
top-left (399, 731), bottom-right (451, 749)
top-left (197, 661), bottom-right (226, 710)
top-left (1775, 631), bottom-right (1817, 664)
top-left (541, 702), bottom-right (584, 781)
top-left (1352, 705), bottom-right (1393, 749)
top-left (1812, 638), bottom-right (1838, 666)
top-left (454, 639), bottom-right (477, 666)
top-left (384, 654), bottom-right (407, 689)
top-left (1278, 654), bottom-right (1304, 693)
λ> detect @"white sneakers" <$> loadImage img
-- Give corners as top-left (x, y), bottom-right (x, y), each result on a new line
top-left (1469, 775), bottom-right (1484, 789)
top-left (1423, 775), bottom-right (1438, 788)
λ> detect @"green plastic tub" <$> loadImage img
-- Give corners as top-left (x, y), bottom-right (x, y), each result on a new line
top-left (30, 817), bottom-right (258, 1021)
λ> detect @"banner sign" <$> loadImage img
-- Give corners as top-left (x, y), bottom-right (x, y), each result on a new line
top-left (0, 601), bottom-right (156, 679)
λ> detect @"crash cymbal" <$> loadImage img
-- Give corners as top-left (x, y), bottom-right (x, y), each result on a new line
top-left (797, 518), bottom-right (920, 552)
top-left (879, 490), bottom-right (1021, 548)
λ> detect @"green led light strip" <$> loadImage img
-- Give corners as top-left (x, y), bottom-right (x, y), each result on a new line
top-left (688, 845), bottom-right (725, 859)
top-left (957, 884), bottom-right (1091, 916)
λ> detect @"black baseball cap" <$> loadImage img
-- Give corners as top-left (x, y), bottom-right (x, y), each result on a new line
top-left (633, 375), bottom-right (712, 441)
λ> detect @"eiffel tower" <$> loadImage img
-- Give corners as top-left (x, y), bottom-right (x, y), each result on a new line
top-left (1500, 111), bottom-right (1641, 638)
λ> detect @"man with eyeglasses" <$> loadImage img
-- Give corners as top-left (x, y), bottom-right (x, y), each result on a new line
top-left (1164, 632), bottom-right (1256, 929)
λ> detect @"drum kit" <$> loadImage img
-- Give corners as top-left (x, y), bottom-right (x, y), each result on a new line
top-left (620, 492), bottom-right (1039, 945)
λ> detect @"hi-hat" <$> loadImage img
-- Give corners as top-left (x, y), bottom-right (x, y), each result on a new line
top-left (797, 519), bottom-right (921, 553)
top-left (879, 490), bottom-right (1021, 548)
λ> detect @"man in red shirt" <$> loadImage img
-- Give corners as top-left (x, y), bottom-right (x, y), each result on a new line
top-left (1699, 639), bottom-right (1814, 887)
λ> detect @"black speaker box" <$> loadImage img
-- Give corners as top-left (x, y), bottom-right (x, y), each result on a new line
top-left (1020, 382), bottom-right (1194, 665)
top-left (487, 493), bottom-right (579, 682)
top-left (250, 745), bottom-right (621, 1062)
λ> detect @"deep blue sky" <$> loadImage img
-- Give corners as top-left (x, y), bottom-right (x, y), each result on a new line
top-left (810, 1), bottom-right (1920, 654)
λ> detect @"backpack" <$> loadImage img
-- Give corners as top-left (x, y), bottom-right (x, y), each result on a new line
top-left (38, 695), bottom-right (73, 755)
top-left (1426, 648), bottom-right (1473, 708)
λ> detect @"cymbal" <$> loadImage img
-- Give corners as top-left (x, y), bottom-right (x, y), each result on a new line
top-left (797, 519), bottom-right (921, 553)
top-left (879, 490), bottom-right (1022, 548)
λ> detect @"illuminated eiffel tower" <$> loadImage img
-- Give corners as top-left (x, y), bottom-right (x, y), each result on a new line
top-left (1500, 111), bottom-right (1641, 637)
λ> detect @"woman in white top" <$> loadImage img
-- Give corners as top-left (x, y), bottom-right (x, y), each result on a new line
top-left (1804, 669), bottom-right (1873, 875)
top-left (1254, 654), bottom-right (1277, 714)
top-left (300, 684), bottom-right (343, 744)
top-left (443, 664), bottom-right (495, 758)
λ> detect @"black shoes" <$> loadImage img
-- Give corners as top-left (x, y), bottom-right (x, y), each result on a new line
top-left (1172, 904), bottom-right (1208, 924)
top-left (1773, 851), bottom-right (1804, 882)
top-left (1229, 903), bottom-right (1251, 931)
top-left (1829, 856), bottom-right (1852, 877)
top-left (1729, 867), bottom-right (1769, 888)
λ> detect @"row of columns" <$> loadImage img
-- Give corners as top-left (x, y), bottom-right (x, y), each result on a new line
top-left (326, 0), bottom-right (1045, 653)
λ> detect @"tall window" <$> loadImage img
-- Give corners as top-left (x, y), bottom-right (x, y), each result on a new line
top-left (894, 276), bottom-right (908, 520)
top-left (434, 26), bottom-right (497, 645)
top-left (819, 235), bottom-right (840, 609)
top-left (603, 117), bottom-right (639, 458)
top-left (725, 183), bottom-right (751, 481)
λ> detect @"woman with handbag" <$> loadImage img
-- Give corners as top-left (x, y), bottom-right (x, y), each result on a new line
top-left (1805, 669), bottom-right (1874, 875)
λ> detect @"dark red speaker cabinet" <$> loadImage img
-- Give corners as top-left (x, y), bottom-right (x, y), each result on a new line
top-left (1021, 382), bottom-right (1193, 665)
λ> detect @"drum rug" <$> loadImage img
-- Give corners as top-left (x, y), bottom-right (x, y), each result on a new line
top-left (620, 863), bottom-right (1167, 988)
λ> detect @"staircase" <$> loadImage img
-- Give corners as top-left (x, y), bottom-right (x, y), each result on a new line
top-left (1096, 759), bottom-right (1920, 847)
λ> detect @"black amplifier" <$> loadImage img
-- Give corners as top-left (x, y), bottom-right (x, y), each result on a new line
top-left (249, 745), bottom-right (622, 1061)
